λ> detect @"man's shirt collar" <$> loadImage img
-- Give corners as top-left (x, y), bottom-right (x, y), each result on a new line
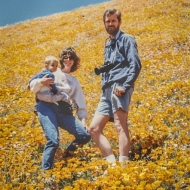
top-left (107, 30), bottom-right (121, 47)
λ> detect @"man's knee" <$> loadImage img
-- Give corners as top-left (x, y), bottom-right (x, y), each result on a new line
top-left (89, 126), bottom-right (100, 137)
top-left (114, 120), bottom-right (127, 133)
top-left (115, 124), bottom-right (124, 133)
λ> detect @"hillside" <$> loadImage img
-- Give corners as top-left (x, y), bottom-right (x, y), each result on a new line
top-left (0, 0), bottom-right (189, 189)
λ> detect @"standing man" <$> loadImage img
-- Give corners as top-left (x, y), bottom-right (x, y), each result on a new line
top-left (89, 8), bottom-right (141, 166)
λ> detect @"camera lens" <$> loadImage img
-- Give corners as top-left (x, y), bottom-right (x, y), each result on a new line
top-left (94, 63), bottom-right (114, 75)
top-left (94, 68), bottom-right (101, 75)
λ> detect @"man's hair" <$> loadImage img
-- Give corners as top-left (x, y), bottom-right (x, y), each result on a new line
top-left (103, 8), bottom-right (121, 23)
top-left (59, 47), bottom-right (80, 73)
top-left (45, 55), bottom-right (58, 65)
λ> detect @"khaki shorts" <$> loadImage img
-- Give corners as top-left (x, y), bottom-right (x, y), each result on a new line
top-left (95, 85), bottom-right (133, 119)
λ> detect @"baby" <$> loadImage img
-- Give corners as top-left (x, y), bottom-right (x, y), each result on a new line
top-left (29, 55), bottom-right (73, 115)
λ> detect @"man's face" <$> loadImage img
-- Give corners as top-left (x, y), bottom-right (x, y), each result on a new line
top-left (104, 13), bottom-right (121, 37)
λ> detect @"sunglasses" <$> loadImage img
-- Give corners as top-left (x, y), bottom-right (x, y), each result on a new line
top-left (63, 55), bottom-right (74, 60)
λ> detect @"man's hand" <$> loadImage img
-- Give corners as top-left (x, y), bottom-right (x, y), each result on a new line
top-left (114, 86), bottom-right (125, 97)
top-left (40, 74), bottom-right (54, 89)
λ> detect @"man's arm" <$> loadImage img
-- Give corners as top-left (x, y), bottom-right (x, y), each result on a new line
top-left (121, 35), bottom-right (141, 91)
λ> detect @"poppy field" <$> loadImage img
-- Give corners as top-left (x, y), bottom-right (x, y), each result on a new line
top-left (0, 0), bottom-right (189, 189)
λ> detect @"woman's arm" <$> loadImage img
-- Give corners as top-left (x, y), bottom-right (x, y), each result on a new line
top-left (30, 76), bottom-right (70, 103)
top-left (70, 78), bottom-right (88, 121)
top-left (36, 91), bottom-right (70, 103)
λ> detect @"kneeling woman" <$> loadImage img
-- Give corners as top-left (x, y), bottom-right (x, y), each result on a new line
top-left (29, 47), bottom-right (91, 170)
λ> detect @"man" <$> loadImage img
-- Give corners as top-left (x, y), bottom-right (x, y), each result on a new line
top-left (89, 8), bottom-right (141, 166)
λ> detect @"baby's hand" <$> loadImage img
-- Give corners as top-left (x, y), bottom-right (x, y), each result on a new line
top-left (41, 74), bottom-right (54, 89)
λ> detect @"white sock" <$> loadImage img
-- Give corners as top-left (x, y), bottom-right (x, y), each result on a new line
top-left (119, 156), bottom-right (129, 167)
top-left (105, 154), bottom-right (116, 163)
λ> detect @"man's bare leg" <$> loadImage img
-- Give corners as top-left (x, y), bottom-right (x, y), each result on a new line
top-left (89, 114), bottom-right (116, 162)
top-left (114, 108), bottom-right (130, 165)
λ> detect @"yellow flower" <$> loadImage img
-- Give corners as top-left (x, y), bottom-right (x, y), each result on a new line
top-left (0, 0), bottom-right (189, 189)
top-left (187, 164), bottom-right (190, 172)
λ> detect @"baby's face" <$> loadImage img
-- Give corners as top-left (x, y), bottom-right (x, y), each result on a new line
top-left (48, 61), bottom-right (58, 72)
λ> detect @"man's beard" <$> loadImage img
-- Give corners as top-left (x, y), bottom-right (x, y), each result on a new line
top-left (106, 25), bottom-right (120, 36)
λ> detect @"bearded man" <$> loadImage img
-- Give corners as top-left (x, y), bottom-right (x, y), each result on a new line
top-left (89, 8), bottom-right (141, 166)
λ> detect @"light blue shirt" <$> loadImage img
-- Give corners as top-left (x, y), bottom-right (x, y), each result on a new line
top-left (102, 30), bottom-right (141, 91)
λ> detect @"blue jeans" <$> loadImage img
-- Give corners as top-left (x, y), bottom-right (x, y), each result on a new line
top-left (37, 101), bottom-right (91, 170)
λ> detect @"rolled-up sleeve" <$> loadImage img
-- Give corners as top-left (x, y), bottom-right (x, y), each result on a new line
top-left (122, 36), bottom-right (141, 91)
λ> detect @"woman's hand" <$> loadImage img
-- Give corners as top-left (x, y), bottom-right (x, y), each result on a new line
top-left (40, 74), bottom-right (54, 89)
top-left (61, 92), bottom-right (70, 103)
top-left (70, 100), bottom-right (78, 110)
top-left (114, 86), bottom-right (126, 97)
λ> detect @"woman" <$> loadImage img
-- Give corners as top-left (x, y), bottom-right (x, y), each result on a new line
top-left (30, 47), bottom-right (91, 170)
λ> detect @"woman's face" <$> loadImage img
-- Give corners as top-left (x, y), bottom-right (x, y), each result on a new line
top-left (62, 53), bottom-right (74, 73)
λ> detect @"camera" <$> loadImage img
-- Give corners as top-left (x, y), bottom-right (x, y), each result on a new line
top-left (94, 63), bottom-right (114, 75)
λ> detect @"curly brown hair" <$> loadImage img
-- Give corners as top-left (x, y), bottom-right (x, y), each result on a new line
top-left (59, 47), bottom-right (80, 73)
